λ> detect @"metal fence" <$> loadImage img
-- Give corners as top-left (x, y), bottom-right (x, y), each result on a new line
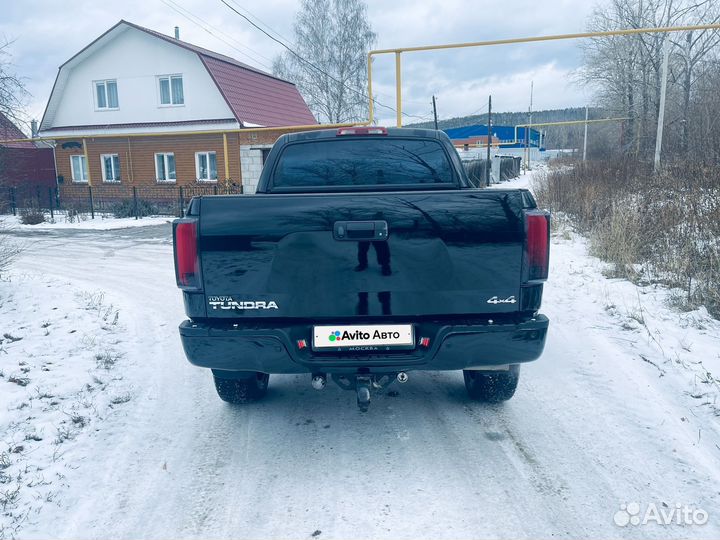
top-left (496, 155), bottom-right (522, 181)
top-left (464, 159), bottom-right (489, 187)
top-left (1, 183), bottom-right (245, 220)
top-left (462, 156), bottom-right (523, 186)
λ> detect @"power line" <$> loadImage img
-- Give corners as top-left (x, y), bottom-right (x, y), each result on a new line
top-left (220, 0), bottom-right (330, 80)
top-left (464, 103), bottom-right (489, 117)
top-left (160, 0), bottom-right (274, 71)
top-left (161, 0), bottom-right (274, 69)
top-left (222, 0), bottom-right (295, 44)
top-left (218, 0), bottom-right (427, 121)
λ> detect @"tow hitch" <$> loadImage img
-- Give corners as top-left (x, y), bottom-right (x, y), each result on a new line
top-left (321, 372), bottom-right (407, 411)
top-left (356, 377), bottom-right (371, 412)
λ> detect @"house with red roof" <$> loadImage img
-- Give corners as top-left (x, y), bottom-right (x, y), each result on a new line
top-left (38, 20), bottom-right (316, 195)
top-left (0, 112), bottom-right (56, 189)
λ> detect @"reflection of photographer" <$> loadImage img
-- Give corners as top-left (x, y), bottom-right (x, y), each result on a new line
top-left (356, 241), bottom-right (392, 276)
top-left (357, 291), bottom-right (392, 316)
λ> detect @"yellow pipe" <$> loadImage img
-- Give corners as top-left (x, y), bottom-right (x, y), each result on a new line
top-left (395, 52), bottom-right (402, 128)
top-left (222, 132), bottom-right (230, 181)
top-left (127, 137), bottom-right (134, 183)
top-left (0, 121), bottom-right (368, 144)
top-left (513, 117), bottom-right (630, 145)
top-left (366, 23), bottom-right (720, 126)
top-left (82, 138), bottom-right (91, 186)
top-left (367, 53), bottom-right (374, 125)
top-left (369, 23), bottom-right (720, 55)
top-left (516, 117), bottom-right (631, 128)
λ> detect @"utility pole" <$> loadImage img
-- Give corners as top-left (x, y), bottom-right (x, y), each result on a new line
top-left (583, 105), bottom-right (589, 161)
top-left (485, 95), bottom-right (492, 186)
top-left (525, 81), bottom-right (533, 171)
top-left (432, 95), bottom-right (439, 130)
top-left (654, 36), bottom-right (670, 172)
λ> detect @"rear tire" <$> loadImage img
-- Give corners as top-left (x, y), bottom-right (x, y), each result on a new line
top-left (213, 372), bottom-right (269, 404)
top-left (463, 365), bottom-right (520, 402)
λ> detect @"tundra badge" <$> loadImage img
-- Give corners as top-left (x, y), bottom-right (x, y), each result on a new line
top-left (208, 296), bottom-right (279, 310)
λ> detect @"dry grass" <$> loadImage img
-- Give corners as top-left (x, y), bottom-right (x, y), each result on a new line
top-left (0, 223), bottom-right (21, 278)
top-left (535, 159), bottom-right (720, 317)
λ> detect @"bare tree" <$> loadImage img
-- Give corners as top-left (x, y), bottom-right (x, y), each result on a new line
top-left (0, 39), bottom-right (28, 128)
top-left (0, 38), bottom-right (30, 193)
top-left (0, 39), bottom-right (27, 275)
top-left (273, 0), bottom-right (376, 123)
top-left (669, 2), bottom-right (720, 154)
top-left (578, 0), bottom-right (720, 159)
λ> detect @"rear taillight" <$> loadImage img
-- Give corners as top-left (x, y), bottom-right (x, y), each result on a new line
top-left (336, 127), bottom-right (388, 136)
top-left (524, 210), bottom-right (550, 282)
top-left (174, 219), bottom-right (201, 290)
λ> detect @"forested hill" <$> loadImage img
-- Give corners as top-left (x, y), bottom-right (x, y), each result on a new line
top-left (406, 107), bottom-right (590, 130)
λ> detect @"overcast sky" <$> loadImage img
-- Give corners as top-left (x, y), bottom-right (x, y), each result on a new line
top-left (0, 0), bottom-right (601, 131)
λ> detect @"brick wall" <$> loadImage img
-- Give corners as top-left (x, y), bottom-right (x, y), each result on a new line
top-left (55, 133), bottom-right (239, 188)
top-left (53, 125), bottom-right (327, 196)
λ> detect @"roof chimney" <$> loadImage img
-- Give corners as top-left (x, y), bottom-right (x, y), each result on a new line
top-left (31, 119), bottom-right (38, 138)
top-left (174, 26), bottom-right (180, 40)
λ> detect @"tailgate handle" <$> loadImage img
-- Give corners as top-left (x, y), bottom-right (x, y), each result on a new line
top-left (334, 220), bottom-right (388, 241)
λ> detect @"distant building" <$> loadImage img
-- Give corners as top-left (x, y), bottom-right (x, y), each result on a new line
top-left (444, 124), bottom-right (543, 150)
top-left (0, 112), bottom-right (56, 188)
top-left (38, 20), bottom-right (317, 195)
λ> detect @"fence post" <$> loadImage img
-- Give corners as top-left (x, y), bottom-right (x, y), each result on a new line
top-left (10, 187), bottom-right (16, 216)
top-left (178, 186), bottom-right (185, 218)
top-left (36, 186), bottom-right (42, 210)
top-left (133, 186), bottom-right (138, 220)
top-left (89, 186), bottom-right (95, 219)
top-left (48, 187), bottom-right (54, 220)
top-left (213, 185), bottom-right (218, 196)
top-left (55, 186), bottom-right (60, 209)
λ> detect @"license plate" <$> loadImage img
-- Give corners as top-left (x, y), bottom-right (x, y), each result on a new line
top-left (312, 324), bottom-right (414, 350)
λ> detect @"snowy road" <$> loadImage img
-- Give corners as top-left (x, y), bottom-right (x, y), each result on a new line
top-left (6, 203), bottom-right (720, 539)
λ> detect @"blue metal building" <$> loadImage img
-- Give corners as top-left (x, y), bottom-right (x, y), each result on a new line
top-left (444, 124), bottom-right (542, 149)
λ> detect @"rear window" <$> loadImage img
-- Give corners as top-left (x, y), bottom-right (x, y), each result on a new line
top-left (272, 138), bottom-right (454, 188)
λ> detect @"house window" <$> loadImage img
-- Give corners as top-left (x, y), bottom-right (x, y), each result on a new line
top-left (70, 155), bottom-right (89, 183)
top-left (195, 151), bottom-right (217, 182)
top-left (101, 154), bottom-right (121, 182)
top-left (158, 75), bottom-right (184, 105)
top-left (95, 80), bottom-right (119, 109)
top-left (155, 153), bottom-right (176, 182)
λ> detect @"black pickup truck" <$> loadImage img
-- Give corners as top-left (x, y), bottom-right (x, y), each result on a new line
top-left (173, 127), bottom-right (549, 411)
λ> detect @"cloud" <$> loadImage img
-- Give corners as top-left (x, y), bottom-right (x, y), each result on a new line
top-left (0, 0), bottom-right (598, 126)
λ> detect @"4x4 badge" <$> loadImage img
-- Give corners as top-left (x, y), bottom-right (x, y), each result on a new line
top-left (487, 296), bottom-right (517, 305)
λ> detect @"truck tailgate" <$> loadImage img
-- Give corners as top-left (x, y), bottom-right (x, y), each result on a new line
top-left (198, 189), bottom-right (534, 319)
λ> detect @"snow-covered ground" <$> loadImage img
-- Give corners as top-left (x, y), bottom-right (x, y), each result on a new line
top-left (0, 276), bottom-right (135, 536)
top-left (0, 213), bottom-right (172, 230)
top-left (1, 176), bottom-right (719, 539)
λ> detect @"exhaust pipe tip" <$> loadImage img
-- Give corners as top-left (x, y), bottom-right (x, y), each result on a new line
top-left (311, 374), bottom-right (326, 390)
top-left (397, 372), bottom-right (409, 384)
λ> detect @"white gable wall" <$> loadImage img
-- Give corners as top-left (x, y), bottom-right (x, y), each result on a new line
top-left (47, 27), bottom-right (234, 128)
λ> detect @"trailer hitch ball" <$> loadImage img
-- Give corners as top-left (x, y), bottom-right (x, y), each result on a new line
top-left (356, 377), bottom-right (371, 412)
top-left (397, 372), bottom-right (409, 384)
top-left (311, 374), bottom-right (327, 390)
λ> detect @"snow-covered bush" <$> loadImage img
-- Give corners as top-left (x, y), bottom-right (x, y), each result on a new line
top-left (19, 209), bottom-right (45, 225)
top-left (535, 159), bottom-right (720, 317)
top-left (0, 224), bottom-right (20, 278)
